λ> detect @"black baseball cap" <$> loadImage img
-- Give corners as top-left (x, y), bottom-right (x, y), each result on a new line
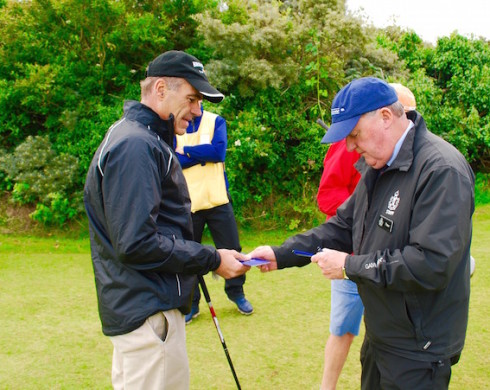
top-left (145, 51), bottom-right (224, 103)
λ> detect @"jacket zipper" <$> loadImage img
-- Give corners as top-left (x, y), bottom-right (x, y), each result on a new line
top-left (175, 275), bottom-right (182, 296)
top-left (172, 235), bottom-right (182, 296)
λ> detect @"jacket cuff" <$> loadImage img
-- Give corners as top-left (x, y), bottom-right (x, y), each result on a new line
top-left (211, 250), bottom-right (221, 271)
top-left (272, 245), bottom-right (311, 269)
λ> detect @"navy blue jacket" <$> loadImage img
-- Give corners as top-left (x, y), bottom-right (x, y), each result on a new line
top-left (84, 101), bottom-right (221, 336)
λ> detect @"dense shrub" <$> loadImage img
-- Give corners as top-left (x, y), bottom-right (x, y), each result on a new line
top-left (475, 173), bottom-right (490, 206)
top-left (378, 30), bottom-right (490, 170)
top-left (0, 136), bottom-right (82, 225)
top-left (0, 0), bottom-right (488, 228)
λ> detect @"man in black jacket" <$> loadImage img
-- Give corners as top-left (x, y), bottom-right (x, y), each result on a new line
top-left (249, 77), bottom-right (474, 389)
top-left (84, 51), bottom-right (249, 389)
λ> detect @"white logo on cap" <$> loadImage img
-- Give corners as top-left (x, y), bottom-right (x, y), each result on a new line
top-left (193, 61), bottom-right (205, 74)
top-left (331, 107), bottom-right (345, 116)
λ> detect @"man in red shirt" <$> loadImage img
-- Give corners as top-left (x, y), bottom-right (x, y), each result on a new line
top-left (317, 140), bottom-right (361, 219)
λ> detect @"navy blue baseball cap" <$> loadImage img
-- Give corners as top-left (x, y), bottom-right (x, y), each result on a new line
top-left (320, 77), bottom-right (398, 144)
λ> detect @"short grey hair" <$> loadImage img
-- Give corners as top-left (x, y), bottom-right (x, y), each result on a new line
top-left (388, 101), bottom-right (406, 117)
top-left (140, 76), bottom-right (184, 99)
top-left (363, 101), bottom-right (405, 118)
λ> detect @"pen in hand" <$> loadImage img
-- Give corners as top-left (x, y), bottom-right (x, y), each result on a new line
top-left (292, 249), bottom-right (322, 258)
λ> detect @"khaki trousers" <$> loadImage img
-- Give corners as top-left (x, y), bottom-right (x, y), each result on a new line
top-left (109, 309), bottom-right (189, 390)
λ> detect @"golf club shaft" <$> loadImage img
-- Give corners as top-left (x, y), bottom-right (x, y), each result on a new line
top-left (198, 275), bottom-right (242, 390)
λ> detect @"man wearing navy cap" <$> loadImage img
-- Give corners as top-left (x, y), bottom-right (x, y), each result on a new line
top-left (84, 51), bottom-right (249, 389)
top-left (249, 77), bottom-right (474, 389)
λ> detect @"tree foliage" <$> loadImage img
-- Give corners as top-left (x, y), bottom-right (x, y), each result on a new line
top-left (0, 0), bottom-right (488, 228)
top-left (378, 29), bottom-right (490, 169)
top-left (0, 0), bottom-right (215, 151)
top-left (195, 0), bottom-right (407, 225)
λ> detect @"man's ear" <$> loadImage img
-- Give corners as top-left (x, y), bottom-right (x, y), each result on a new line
top-left (379, 107), bottom-right (394, 128)
top-left (155, 78), bottom-right (166, 98)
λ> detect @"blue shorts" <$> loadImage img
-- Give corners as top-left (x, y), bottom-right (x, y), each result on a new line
top-left (330, 279), bottom-right (364, 336)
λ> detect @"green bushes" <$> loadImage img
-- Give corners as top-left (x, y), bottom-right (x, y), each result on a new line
top-left (0, 0), bottom-right (489, 229)
top-left (475, 173), bottom-right (490, 206)
top-left (379, 31), bottom-right (490, 170)
top-left (220, 86), bottom-right (327, 227)
top-left (0, 0), bottom-right (216, 226)
top-left (0, 136), bottom-right (82, 225)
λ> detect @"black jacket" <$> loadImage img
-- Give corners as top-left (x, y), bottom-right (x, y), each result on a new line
top-left (84, 101), bottom-right (221, 336)
top-left (274, 112), bottom-right (474, 361)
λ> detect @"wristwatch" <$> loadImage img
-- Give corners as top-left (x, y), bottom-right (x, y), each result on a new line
top-left (342, 266), bottom-right (349, 280)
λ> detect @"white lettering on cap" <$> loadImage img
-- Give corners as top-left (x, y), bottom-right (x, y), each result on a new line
top-left (192, 61), bottom-right (205, 73)
top-left (331, 107), bottom-right (346, 116)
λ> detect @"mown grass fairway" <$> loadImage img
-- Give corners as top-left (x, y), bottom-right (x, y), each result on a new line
top-left (0, 205), bottom-right (489, 389)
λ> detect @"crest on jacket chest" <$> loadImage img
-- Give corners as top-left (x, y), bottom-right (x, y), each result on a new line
top-left (386, 190), bottom-right (400, 216)
top-left (377, 190), bottom-right (401, 233)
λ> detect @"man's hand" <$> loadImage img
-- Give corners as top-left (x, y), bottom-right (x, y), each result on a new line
top-left (175, 146), bottom-right (184, 155)
top-left (215, 249), bottom-right (249, 279)
top-left (247, 246), bottom-right (278, 272)
top-left (311, 248), bottom-right (348, 279)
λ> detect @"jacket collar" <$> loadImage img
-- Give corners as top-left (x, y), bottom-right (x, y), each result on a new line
top-left (123, 100), bottom-right (175, 146)
top-left (389, 111), bottom-right (427, 173)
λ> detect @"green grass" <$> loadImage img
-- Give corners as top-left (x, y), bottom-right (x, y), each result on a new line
top-left (0, 205), bottom-right (489, 389)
